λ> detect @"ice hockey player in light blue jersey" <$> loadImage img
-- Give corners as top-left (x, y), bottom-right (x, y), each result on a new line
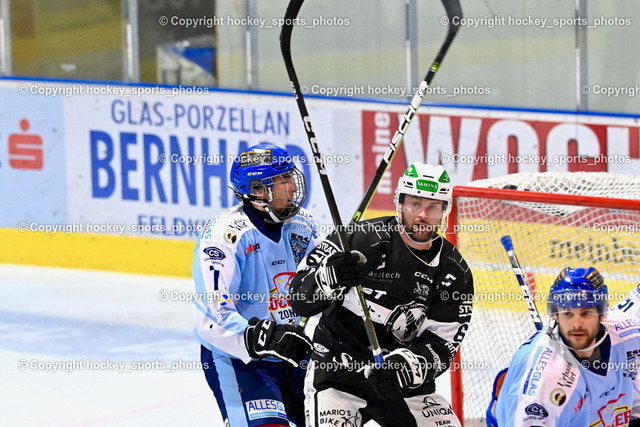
top-left (495, 267), bottom-right (640, 427)
top-left (192, 143), bottom-right (322, 427)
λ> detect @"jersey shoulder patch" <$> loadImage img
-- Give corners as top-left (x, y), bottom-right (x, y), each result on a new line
top-left (287, 207), bottom-right (320, 237)
top-left (202, 205), bottom-right (254, 247)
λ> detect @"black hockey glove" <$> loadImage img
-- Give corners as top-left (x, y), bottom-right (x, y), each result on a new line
top-left (365, 348), bottom-right (428, 399)
top-left (314, 250), bottom-right (367, 299)
top-left (244, 317), bottom-right (312, 368)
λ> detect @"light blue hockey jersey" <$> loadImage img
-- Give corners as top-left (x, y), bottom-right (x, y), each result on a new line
top-left (496, 318), bottom-right (640, 427)
top-left (192, 204), bottom-right (321, 363)
top-left (610, 283), bottom-right (640, 419)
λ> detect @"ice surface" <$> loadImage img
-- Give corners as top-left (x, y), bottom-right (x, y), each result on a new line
top-left (0, 264), bottom-right (218, 426)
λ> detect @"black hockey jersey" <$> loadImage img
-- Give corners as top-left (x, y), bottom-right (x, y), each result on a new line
top-left (290, 216), bottom-right (474, 397)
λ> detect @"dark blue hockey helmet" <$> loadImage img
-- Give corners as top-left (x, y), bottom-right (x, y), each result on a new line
top-left (230, 143), bottom-right (307, 221)
top-left (547, 267), bottom-right (608, 315)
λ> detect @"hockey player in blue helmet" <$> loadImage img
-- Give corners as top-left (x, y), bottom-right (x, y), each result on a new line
top-left (192, 143), bottom-right (322, 427)
top-left (494, 267), bottom-right (640, 427)
top-left (547, 267), bottom-right (609, 354)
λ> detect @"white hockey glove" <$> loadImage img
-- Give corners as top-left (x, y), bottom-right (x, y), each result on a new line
top-left (364, 348), bottom-right (428, 399)
top-left (244, 317), bottom-right (312, 368)
top-left (314, 250), bottom-right (367, 299)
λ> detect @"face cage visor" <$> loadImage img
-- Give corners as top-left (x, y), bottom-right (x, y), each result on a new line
top-left (248, 167), bottom-right (307, 221)
top-left (547, 289), bottom-right (608, 316)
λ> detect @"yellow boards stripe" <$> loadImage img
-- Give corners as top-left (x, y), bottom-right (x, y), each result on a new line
top-left (362, 209), bottom-right (395, 220)
top-left (0, 228), bottom-right (194, 277)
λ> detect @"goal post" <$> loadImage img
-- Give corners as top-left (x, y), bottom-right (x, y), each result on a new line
top-left (446, 172), bottom-right (640, 426)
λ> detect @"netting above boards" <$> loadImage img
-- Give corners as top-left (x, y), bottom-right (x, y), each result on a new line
top-left (453, 172), bottom-right (640, 424)
top-left (466, 172), bottom-right (640, 217)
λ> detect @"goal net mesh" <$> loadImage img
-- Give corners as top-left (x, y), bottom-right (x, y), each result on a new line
top-left (454, 172), bottom-right (640, 425)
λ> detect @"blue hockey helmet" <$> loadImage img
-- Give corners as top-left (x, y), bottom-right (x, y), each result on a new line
top-left (547, 267), bottom-right (608, 315)
top-left (230, 143), bottom-right (307, 221)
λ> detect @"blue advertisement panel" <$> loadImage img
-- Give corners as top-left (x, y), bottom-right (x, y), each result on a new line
top-left (62, 85), bottom-right (360, 239)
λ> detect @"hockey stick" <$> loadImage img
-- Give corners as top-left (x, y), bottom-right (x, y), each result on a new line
top-left (500, 235), bottom-right (543, 331)
top-left (352, 0), bottom-right (462, 222)
top-left (280, 0), bottom-right (384, 365)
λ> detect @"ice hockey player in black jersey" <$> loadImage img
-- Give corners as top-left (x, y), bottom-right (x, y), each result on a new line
top-left (290, 162), bottom-right (474, 427)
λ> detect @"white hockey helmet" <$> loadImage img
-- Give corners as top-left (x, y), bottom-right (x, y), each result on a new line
top-left (394, 163), bottom-right (453, 217)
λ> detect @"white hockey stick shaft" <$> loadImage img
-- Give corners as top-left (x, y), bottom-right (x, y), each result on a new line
top-left (501, 235), bottom-right (543, 331)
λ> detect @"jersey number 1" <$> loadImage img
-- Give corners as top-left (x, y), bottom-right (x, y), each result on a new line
top-left (212, 269), bottom-right (220, 291)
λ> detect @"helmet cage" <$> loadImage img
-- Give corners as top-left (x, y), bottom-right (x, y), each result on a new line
top-left (247, 168), bottom-right (307, 221)
top-left (230, 144), bottom-right (307, 222)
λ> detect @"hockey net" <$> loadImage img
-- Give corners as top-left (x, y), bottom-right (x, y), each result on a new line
top-left (447, 172), bottom-right (640, 426)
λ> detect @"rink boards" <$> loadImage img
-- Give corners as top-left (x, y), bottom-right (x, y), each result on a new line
top-left (2, 78), bottom-right (640, 277)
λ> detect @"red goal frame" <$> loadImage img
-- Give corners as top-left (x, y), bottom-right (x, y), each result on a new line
top-left (446, 185), bottom-right (640, 425)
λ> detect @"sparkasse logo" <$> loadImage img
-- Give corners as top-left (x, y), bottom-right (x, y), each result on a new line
top-left (8, 119), bottom-right (44, 170)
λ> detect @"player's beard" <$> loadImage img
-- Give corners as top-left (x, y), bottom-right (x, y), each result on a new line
top-left (400, 215), bottom-right (440, 243)
top-left (561, 325), bottom-right (600, 351)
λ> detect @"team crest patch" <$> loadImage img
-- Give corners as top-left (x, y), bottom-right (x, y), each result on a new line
top-left (524, 403), bottom-right (549, 420)
top-left (290, 233), bottom-right (310, 264)
top-left (551, 388), bottom-right (566, 406)
top-left (385, 302), bottom-right (428, 343)
top-left (224, 229), bottom-right (237, 244)
top-left (413, 281), bottom-right (430, 299)
top-left (203, 246), bottom-right (225, 260)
